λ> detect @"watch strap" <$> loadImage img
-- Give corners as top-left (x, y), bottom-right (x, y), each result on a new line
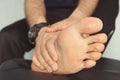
top-left (28, 22), bottom-right (50, 44)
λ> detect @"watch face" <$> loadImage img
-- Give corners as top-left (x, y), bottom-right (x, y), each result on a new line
top-left (28, 26), bottom-right (37, 44)
top-left (28, 22), bottom-right (49, 44)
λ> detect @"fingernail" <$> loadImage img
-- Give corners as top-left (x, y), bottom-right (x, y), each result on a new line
top-left (47, 68), bottom-right (53, 72)
top-left (52, 63), bottom-right (58, 71)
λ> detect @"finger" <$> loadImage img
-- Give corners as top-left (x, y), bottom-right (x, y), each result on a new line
top-left (31, 63), bottom-right (40, 72)
top-left (86, 52), bottom-right (102, 61)
top-left (38, 31), bottom-right (54, 72)
top-left (32, 55), bottom-right (45, 70)
top-left (75, 17), bottom-right (103, 34)
top-left (46, 39), bottom-right (58, 61)
top-left (35, 45), bottom-right (53, 72)
top-left (85, 33), bottom-right (108, 44)
top-left (84, 60), bottom-right (96, 69)
top-left (31, 62), bottom-right (47, 73)
top-left (35, 27), bottom-right (54, 72)
top-left (41, 46), bottom-right (58, 72)
top-left (87, 43), bottom-right (105, 52)
top-left (37, 54), bottom-right (53, 73)
top-left (38, 47), bottom-right (53, 72)
top-left (37, 27), bottom-right (48, 39)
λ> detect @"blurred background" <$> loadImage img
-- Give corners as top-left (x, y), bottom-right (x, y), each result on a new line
top-left (0, 0), bottom-right (25, 30)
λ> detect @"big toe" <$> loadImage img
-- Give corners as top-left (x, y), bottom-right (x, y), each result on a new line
top-left (76, 17), bottom-right (103, 34)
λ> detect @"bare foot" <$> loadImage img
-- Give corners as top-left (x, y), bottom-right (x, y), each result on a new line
top-left (53, 17), bottom-right (107, 74)
top-left (31, 17), bottom-right (107, 74)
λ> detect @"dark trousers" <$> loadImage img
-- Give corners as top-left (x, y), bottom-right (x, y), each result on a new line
top-left (0, 58), bottom-right (120, 80)
top-left (0, 0), bottom-right (119, 80)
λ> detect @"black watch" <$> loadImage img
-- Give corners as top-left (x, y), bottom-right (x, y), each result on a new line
top-left (28, 22), bottom-right (50, 44)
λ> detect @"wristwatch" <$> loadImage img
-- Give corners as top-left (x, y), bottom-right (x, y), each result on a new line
top-left (28, 22), bottom-right (50, 44)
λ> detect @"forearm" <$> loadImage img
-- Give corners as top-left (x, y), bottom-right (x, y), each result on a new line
top-left (70, 0), bottom-right (99, 20)
top-left (25, 0), bottom-right (47, 27)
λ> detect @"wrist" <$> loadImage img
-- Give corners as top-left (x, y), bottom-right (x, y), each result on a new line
top-left (28, 22), bottom-right (50, 44)
top-left (29, 16), bottom-right (47, 27)
top-left (69, 10), bottom-right (86, 21)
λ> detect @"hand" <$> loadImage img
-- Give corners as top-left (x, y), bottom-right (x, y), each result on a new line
top-left (32, 27), bottom-right (59, 72)
top-left (31, 16), bottom-right (84, 73)
top-left (46, 16), bottom-right (83, 32)
top-left (32, 17), bottom-right (107, 74)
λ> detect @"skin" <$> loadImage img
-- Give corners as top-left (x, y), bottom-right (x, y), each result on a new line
top-left (31, 17), bottom-right (107, 74)
top-left (25, 0), bottom-right (99, 72)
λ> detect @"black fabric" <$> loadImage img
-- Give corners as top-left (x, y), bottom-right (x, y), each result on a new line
top-left (45, 0), bottom-right (78, 8)
top-left (0, 20), bottom-right (34, 64)
top-left (0, 58), bottom-right (120, 80)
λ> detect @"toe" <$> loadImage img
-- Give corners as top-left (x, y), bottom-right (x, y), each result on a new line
top-left (84, 60), bottom-right (96, 68)
top-left (85, 33), bottom-right (108, 44)
top-left (87, 52), bottom-right (102, 61)
top-left (87, 43), bottom-right (105, 52)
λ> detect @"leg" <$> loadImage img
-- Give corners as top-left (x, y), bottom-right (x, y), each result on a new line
top-left (0, 19), bottom-right (34, 64)
top-left (0, 59), bottom-right (69, 80)
top-left (0, 58), bottom-right (120, 80)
